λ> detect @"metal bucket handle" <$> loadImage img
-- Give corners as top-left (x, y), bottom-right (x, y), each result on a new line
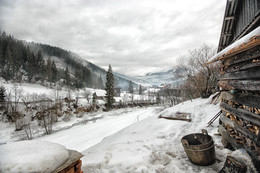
top-left (201, 129), bottom-right (208, 136)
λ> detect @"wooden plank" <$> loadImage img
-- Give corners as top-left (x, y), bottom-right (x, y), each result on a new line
top-left (220, 91), bottom-right (260, 109)
top-left (225, 16), bottom-right (235, 20)
top-left (220, 66), bottom-right (260, 80)
top-left (220, 102), bottom-right (260, 127)
top-left (158, 115), bottom-right (191, 122)
top-left (219, 80), bottom-right (260, 91)
top-left (220, 114), bottom-right (235, 128)
top-left (222, 45), bottom-right (260, 66)
top-left (228, 80), bottom-right (260, 91)
top-left (221, 59), bottom-right (260, 74)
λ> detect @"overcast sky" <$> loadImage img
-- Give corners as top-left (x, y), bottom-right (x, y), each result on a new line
top-left (0, 0), bottom-right (226, 76)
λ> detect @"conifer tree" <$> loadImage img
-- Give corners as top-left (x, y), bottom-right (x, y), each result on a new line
top-left (46, 58), bottom-right (52, 82)
top-left (3, 45), bottom-right (12, 80)
top-left (139, 85), bottom-right (142, 95)
top-left (105, 65), bottom-right (114, 109)
top-left (128, 81), bottom-right (133, 94)
top-left (51, 60), bottom-right (57, 82)
top-left (0, 85), bottom-right (6, 104)
top-left (64, 67), bottom-right (70, 86)
top-left (92, 92), bottom-right (97, 108)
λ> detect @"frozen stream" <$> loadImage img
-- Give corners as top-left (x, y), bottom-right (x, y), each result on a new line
top-left (38, 107), bottom-right (162, 152)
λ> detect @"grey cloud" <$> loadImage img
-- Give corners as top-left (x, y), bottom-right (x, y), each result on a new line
top-left (0, 0), bottom-right (226, 76)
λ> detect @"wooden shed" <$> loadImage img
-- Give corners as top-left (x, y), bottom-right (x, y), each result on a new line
top-left (207, 0), bottom-right (260, 171)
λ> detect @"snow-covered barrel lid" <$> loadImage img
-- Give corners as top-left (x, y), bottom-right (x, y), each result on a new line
top-left (206, 26), bottom-right (260, 65)
top-left (0, 141), bottom-right (70, 173)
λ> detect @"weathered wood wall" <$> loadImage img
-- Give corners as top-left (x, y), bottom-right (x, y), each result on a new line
top-left (218, 0), bottom-right (260, 51)
top-left (233, 0), bottom-right (260, 41)
top-left (218, 44), bottom-right (260, 171)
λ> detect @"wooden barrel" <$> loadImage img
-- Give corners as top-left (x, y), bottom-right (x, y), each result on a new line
top-left (181, 129), bottom-right (216, 166)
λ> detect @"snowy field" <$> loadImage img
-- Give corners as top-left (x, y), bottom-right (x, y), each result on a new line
top-left (81, 96), bottom-right (232, 172)
top-left (1, 81), bottom-right (255, 172)
top-left (38, 107), bottom-right (162, 152)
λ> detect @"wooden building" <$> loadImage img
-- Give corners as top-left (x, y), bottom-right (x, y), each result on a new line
top-left (207, 0), bottom-right (260, 171)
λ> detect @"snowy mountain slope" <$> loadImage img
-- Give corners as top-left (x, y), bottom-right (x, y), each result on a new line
top-left (115, 68), bottom-right (185, 86)
top-left (23, 41), bottom-right (136, 90)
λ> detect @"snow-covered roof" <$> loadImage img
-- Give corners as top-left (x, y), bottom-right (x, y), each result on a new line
top-left (207, 26), bottom-right (260, 65)
top-left (0, 141), bottom-right (69, 173)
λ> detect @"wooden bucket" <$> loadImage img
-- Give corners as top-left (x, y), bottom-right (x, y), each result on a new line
top-left (181, 129), bottom-right (216, 166)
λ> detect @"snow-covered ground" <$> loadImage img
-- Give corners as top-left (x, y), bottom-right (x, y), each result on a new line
top-left (81, 96), bottom-right (231, 172)
top-left (1, 81), bottom-right (255, 172)
top-left (0, 141), bottom-right (69, 173)
top-left (38, 107), bottom-right (161, 152)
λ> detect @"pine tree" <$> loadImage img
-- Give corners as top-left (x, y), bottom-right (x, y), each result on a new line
top-left (139, 85), bottom-right (142, 95)
top-left (105, 65), bottom-right (114, 109)
top-left (74, 68), bottom-right (83, 88)
top-left (128, 81), bottom-right (133, 94)
top-left (51, 60), bottom-right (57, 82)
top-left (0, 43), bottom-right (4, 75)
top-left (0, 85), bottom-right (6, 104)
top-left (36, 50), bottom-right (45, 80)
top-left (3, 45), bottom-right (12, 80)
top-left (92, 92), bottom-right (97, 107)
top-left (46, 58), bottom-right (52, 82)
top-left (64, 67), bottom-right (70, 86)
top-left (156, 92), bottom-right (161, 104)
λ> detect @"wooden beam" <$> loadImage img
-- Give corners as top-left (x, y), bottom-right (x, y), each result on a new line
top-left (221, 33), bottom-right (232, 37)
top-left (219, 80), bottom-right (260, 91)
top-left (220, 66), bottom-right (260, 80)
top-left (221, 91), bottom-right (260, 109)
top-left (158, 115), bottom-right (191, 122)
top-left (225, 16), bottom-right (235, 20)
top-left (228, 80), bottom-right (260, 91)
top-left (220, 114), bottom-right (235, 128)
top-left (220, 102), bottom-right (260, 127)
top-left (221, 60), bottom-right (260, 74)
top-left (222, 45), bottom-right (260, 66)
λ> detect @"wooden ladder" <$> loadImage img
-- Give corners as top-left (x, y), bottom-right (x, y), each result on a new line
top-left (207, 110), bottom-right (222, 127)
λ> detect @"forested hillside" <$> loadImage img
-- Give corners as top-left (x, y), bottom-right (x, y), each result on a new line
top-left (0, 31), bottom-right (104, 89)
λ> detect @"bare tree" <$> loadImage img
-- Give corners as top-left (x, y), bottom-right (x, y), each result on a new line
top-left (83, 89), bottom-right (91, 104)
top-left (176, 44), bottom-right (220, 98)
top-left (4, 85), bottom-right (24, 130)
top-left (12, 84), bottom-right (24, 112)
top-left (163, 88), bottom-right (181, 106)
top-left (36, 94), bottom-right (57, 135)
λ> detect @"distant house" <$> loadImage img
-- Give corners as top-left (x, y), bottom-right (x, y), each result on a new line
top-left (92, 91), bottom-right (106, 102)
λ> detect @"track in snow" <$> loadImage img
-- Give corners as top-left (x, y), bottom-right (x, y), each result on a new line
top-left (38, 107), bottom-right (161, 152)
